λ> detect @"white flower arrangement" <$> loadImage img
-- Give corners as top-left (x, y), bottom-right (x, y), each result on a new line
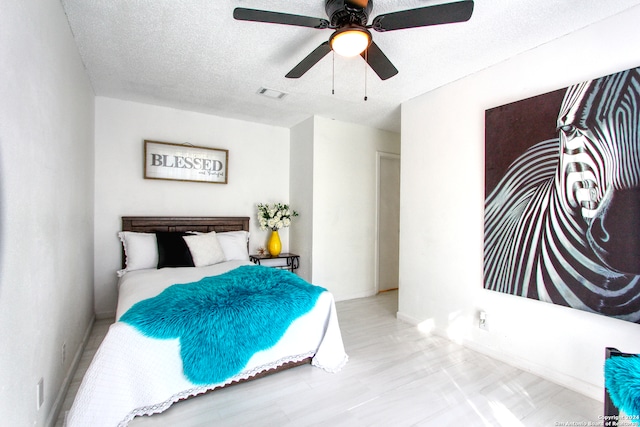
top-left (256, 203), bottom-right (298, 231)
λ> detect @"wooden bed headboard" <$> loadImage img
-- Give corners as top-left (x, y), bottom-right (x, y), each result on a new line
top-left (121, 216), bottom-right (250, 268)
top-left (121, 216), bottom-right (250, 233)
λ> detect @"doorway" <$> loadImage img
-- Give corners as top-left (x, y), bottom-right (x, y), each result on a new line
top-left (376, 152), bottom-right (400, 293)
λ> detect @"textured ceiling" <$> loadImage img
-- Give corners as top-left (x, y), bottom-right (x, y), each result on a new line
top-left (60, 0), bottom-right (640, 133)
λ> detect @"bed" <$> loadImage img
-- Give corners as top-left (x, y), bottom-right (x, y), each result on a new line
top-left (67, 216), bottom-right (348, 426)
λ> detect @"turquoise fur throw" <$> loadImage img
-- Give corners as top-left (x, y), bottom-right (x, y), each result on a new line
top-left (605, 355), bottom-right (640, 422)
top-left (120, 265), bottom-right (325, 385)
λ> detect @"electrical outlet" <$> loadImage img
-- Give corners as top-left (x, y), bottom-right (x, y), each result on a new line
top-left (479, 311), bottom-right (488, 331)
top-left (36, 378), bottom-right (44, 410)
top-left (62, 342), bottom-right (66, 365)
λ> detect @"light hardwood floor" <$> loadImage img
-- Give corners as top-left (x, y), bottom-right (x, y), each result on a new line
top-left (57, 291), bottom-right (602, 426)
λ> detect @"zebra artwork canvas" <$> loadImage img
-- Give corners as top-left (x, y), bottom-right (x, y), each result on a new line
top-left (484, 66), bottom-right (640, 323)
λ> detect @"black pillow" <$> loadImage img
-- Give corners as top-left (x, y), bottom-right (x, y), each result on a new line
top-left (156, 232), bottom-right (195, 268)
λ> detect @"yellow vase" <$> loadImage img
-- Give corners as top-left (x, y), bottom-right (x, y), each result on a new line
top-left (268, 230), bottom-right (282, 256)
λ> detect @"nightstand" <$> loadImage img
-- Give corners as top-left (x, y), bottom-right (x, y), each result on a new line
top-left (249, 253), bottom-right (300, 273)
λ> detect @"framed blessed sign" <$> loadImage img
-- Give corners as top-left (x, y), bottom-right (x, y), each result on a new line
top-left (144, 140), bottom-right (228, 184)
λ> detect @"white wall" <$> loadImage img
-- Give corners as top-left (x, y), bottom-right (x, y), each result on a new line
top-left (399, 5), bottom-right (640, 400)
top-left (311, 117), bottom-right (400, 300)
top-left (290, 117), bottom-right (315, 282)
top-left (0, 0), bottom-right (95, 425)
top-left (94, 98), bottom-right (290, 316)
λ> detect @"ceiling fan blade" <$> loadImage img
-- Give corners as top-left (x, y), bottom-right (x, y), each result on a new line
top-left (361, 41), bottom-right (398, 80)
top-left (233, 8), bottom-right (330, 29)
top-left (372, 0), bottom-right (474, 32)
top-left (286, 42), bottom-right (333, 78)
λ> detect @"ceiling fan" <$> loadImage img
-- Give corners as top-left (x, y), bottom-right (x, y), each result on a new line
top-left (233, 0), bottom-right (474, 81)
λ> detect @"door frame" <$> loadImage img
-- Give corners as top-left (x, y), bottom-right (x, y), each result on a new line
top-left (375, 151), bottom-right (401, 294)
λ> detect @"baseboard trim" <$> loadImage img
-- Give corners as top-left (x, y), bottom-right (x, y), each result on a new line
top-left (46, 315), bottom-right (95, 427)
top-left (334, 289), bottom-right (378, 302)
top-left (396, 311), bottom-right (423, 325)
top-left (395, 310), bottom-right (603, 402)
top-left (95, 310), bottom-right (116, 320)
top-left (457, 334), bottom-right (603, 402)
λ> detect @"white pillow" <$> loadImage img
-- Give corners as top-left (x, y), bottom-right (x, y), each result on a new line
top-left (117, 231), bottom-right (158, 276)
top-left (217, 231), bottom-right (250, 261)
top-left (183, 231), bottom-right (226, 267)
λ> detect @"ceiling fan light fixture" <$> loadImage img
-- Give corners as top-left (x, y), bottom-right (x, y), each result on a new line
top-left (330, 27), bottom-right (371, 57)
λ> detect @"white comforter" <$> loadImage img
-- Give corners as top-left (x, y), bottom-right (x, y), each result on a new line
top-left (67, 261), bottom-right (348, 426)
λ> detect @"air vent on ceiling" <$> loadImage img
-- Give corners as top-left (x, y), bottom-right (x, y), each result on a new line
top-left (257, 87), bottom-right (287, 100)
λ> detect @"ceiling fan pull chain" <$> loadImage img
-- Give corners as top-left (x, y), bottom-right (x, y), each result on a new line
top-left (332, 51), bottom-right (335, 95)
top-left (364, 48), bottom-right (368, 101)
